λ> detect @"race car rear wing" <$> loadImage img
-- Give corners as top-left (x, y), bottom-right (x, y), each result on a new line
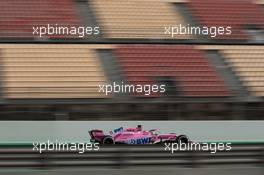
top-left (89, 129), bottom-right (104, 139)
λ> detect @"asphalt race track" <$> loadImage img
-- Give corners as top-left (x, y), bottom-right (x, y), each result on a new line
top-left (0, 167), bottom-right (263, 175)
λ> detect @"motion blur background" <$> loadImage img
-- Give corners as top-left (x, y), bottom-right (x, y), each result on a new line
top-left (0, 0), bottom-right (264, 120)
top-left (0, 0), bottom-right (263, 174)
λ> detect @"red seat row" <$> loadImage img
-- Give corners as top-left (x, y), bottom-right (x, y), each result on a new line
top-left (0, 0), bottom-right (81, 39)
top-left (187, 0), bottom-right (264, 40)
top-left (114, 45), bottom-right (230, 97)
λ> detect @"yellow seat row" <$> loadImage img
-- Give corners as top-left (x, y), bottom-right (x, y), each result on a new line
top-left (0, 45), bottom-right (108, 99)
top-left (90, 0), bottom-right (191, 39)
top-left (220, 47), bottom-right (264, 97)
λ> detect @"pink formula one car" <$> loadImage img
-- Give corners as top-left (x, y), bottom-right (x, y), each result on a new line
top-left (89, 125), bottom-right (189, 144)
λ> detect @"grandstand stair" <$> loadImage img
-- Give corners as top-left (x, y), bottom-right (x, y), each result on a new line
top-left (75, 0), bottom-right (103, 41)
top-left (97, 49), bottom-right (126, 98)
top-left (0, 51), bottom-right (4, 101)
top-left (174, 3), bottom-right (205, 40)
top-left (205, 50), bottom-right (250, 100)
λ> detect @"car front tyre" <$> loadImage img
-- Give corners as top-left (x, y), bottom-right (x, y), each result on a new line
top-left (176, 135), bottom-right (189, 144)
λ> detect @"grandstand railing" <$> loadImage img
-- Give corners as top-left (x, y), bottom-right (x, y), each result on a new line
top-left (0, 101), bottom-right (263, 120)
top-left (0, 143), bottom-right (263, 168)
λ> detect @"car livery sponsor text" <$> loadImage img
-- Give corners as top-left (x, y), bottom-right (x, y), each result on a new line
top-left (128, 137), bottom-right (152, 144)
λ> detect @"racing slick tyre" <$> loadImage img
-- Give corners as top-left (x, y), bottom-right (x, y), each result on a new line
top-left (102, 135), bottom-right (114, 144)
top-left (176, 135), bottom-right (189, 144)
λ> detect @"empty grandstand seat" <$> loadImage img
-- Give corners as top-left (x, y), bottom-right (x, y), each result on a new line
top-left (0, 0), bottom-right (81, 39)
top-left (114, 45), bottom-right (230, 97)
top-left (0, 45), bottom-right (108, 99)
top-left (187, 0), bottom-right (264, 40)
top-left (220, 46), bottom-right (264, 97)
top-left (90, 0), bottom-right (191, 39)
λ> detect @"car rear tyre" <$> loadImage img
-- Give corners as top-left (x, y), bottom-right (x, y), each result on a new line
top-left (102, 136), bottom-right (114, 144)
